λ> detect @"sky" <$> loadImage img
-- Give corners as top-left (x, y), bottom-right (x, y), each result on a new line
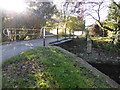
top-left (53, 0), bottom-right (119, 26)
top-left (85, 0), bottom-right (119, 26)
top-left (0, 0), bottom-right (27, 12)
top-left (0, 0), bottom-right (119, 26)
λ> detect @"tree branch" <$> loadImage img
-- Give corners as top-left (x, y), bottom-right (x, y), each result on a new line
top-left (111, 0), bottom-right (120, 9)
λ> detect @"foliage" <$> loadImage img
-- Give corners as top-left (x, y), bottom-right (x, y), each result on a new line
top-left (89, 24), bottom-right (107, 37)
top-left (104, 1), bottom-right (120, 43)
top-left (2, 47), bottom-right (111, 88)
top-left (108, 1), bottom-right (120, 23)
top-left (2, 1), bottom-right (58, 42)
top-left (45, 15), bottom-right (85, 36)
top-left (66, 16), bottom-right (85, 31)
top-left (27, 1), bottom-right (58, 26)
top-left (91, 1), bottom-right (120, 43)
top-left (6, 1), bottom-right (57, 28)
top-left (91, 37), bottom-right (120, 53)
top-left (90, 37), bottom-right (110, 43)
top-left (106, 1), bottom-right (120, 32)
top-left (102, 43), bottom-right (119, 52)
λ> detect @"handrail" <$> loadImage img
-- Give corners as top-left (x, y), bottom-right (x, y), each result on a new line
top-left (41, 27), bottom-right (65, 29)
top-left (3, 27), bottom-right (74, 46)
top-left (3, 28), bottom-right (42, 36)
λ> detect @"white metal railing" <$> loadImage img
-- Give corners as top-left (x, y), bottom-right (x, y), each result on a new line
top-left (41, 27), bottom-right (59, 46)
top-left (3, 28), bottom-right (42, 36)
top-left (3, 27), bottom-right (75, 46)
top-left (41, 27), bottom-right (74, 46)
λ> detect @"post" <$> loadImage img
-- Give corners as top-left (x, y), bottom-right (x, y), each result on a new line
top-left (86, 30), bottom-right (92, 54)
top-left (43, 28), bottom-right (46, 46)
top-left (87, 37), bottom-right (92, 54)
top-left (72, 31), bottom-right (74, 39)
top-left (65, 28), bottom-right (66, 39)
top-left (15, 29), bottom-right (16, 41)
top-left (40, 28), bottom-right (42, 38)
top-left (69, 29), bottom-right (71, 38)
top-left (57, 27), bottom-right (58, 41)
top-left (7, 29), bottom-right (11, 41)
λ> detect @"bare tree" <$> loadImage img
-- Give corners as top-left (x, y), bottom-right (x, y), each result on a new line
top-left (62, 0), bottom-right (119, 32)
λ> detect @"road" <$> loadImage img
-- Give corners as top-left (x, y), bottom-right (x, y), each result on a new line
top-left (1, 38), bottom-right (61, 63)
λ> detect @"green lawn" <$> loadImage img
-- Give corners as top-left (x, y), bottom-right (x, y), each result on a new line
top-left (2, 47), bottom-right (111, 88)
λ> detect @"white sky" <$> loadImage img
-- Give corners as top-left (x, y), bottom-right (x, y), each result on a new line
top-left (54, 0), bottom-right (119, 26)
top-left (0, 0), bottom-right (27, 12)
top-left (0, 0), bottom-right (119, 26)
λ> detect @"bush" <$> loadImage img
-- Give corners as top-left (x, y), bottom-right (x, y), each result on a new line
top-left (92, 37), bottom-right (120, 53)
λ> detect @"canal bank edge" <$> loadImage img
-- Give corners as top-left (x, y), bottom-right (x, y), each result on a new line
top-left (53, 46), bottom-right (120, 88)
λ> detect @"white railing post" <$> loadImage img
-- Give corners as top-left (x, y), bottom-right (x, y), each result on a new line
top-left (7, 29), bottom-right (11, 41)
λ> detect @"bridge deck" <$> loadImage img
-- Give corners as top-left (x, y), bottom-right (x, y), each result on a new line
top-left (49, 38), bottom-right (73, 45)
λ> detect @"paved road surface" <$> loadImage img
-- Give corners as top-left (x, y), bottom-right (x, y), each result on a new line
top-left (1, 38), bottom-right (62, 63)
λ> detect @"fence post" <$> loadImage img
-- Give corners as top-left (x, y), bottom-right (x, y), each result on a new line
top-left (65, 28), bottom-right (66, 39)
top-left (7, 29), bottom-right (11, 41)
top-left (72, 31), bottom-right (74, 39)
top-left (43, 28), bottom-right (46, 46)
top-left (57, 27), bottom-right (58, 41)
top-left (40, 28), bottom-right (42, 38)
top-left (15, 29), bottom-right (16, 41)
top-left (69, 29), bottom-right (71, 39)
top-left (86, 30), bottom-right (92, 54)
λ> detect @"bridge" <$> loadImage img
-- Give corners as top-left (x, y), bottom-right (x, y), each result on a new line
top-left (1, 27), bottom-right (75, 63)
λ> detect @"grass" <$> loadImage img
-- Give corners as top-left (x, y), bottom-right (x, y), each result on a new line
top-left (90, 36), bottom-right (110, 43)
top-left (91, 36), bottom-right (120, 53)
top-left (2, 47), bottom-right (111, 88)
top-left (0, 41), bottom-right (10, 45)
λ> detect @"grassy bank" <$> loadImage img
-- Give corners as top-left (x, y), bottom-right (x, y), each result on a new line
top-left (2, 47), bottom-right (111, 88)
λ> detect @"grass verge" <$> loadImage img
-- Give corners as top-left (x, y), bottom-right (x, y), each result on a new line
top-left (2, 46), bottom-right (111, 88)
